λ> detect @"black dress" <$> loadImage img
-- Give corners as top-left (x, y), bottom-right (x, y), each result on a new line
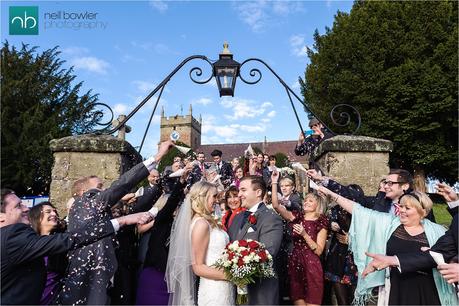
top-left (386, 225), bottom-right (441, 305)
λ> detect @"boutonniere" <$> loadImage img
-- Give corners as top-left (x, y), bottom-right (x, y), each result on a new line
top-left (248, 214), bottom-right (257, 225)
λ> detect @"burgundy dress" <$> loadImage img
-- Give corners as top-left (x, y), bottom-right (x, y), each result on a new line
top-left (288, 212), bottom-right (328, 304)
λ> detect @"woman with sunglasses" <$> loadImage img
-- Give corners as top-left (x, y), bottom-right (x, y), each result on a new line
top-left (29, 202), bottom-right (68, 305)
top-left (317, 186), bottom-right (457, 305)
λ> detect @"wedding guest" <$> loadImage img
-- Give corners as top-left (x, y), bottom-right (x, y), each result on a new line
top-left (29, 202), bottom-right (68, 305)
top-left (220, 186), bottom-right (245, 231)
top-left (231, 157), bottom-right (240, 174)
top-left (262, 155), bottom-right (277, 189)
top-left (361, 183), bottom-right (458, 289)
top-left (278, 176), bottom-right (302, 212)
top-left (136, 166), bottom-right (190, 305)
top-left (231, 166), bottom-right (244, 188)
top-left (317, 185), bottom-right (456, 305)
top-left (59, 140), bottom-right (173, 305)
top-left (324, 185), bottom-right (362, 305)
top-left (271, 171), bottom-right (328, 306)
top-left (294, 118), bottom-right (333, 158)
top-left (210, 149), bottom-right (233, 188)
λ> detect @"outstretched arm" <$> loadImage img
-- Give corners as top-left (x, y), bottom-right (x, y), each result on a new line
top-left (318, 186), bottom-right (355, 214)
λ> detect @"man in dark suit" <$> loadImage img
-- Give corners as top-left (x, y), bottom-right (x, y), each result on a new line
top-left (362, 183), bottom-right (458, 283)
top-left (59, 140), bottom-right (173, 305)
top-left (228, 176), bottom-right (283, 305)
top-left (186, 151), bottom-right (208, 189)
top-left (210, 149), bottom-right (233, 188)
top-left (0, 189), bottom-right (151, 305)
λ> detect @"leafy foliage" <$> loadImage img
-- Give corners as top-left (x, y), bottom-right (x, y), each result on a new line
top-left (302, 0), bottom-right (458, 183)
top-left (1, 42), bottom-right (98, 195)
top-left (157, 141), bottom-right (191, 173)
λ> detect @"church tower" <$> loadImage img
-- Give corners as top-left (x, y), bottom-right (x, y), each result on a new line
top-left (160, 105), bottom-right (202, 150)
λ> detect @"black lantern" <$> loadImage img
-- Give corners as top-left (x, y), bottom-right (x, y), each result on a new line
top-left (213, 43), bottom-right (240, 97)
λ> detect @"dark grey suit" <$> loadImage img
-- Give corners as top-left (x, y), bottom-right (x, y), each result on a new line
top-left (228, 203), bottom-right (283, 305)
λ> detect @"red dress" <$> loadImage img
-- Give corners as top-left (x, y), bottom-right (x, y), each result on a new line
top-left (288, 212), bottom-right (328, 304)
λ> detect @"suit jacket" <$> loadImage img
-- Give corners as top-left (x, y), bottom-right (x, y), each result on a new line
top-left (186, 163), bottom-right (208, 189)
top-left (131, 184), bottom-right (162, 213)
top-left (228, 203), bottom-right (283, 305)
top-left (144, 181), bottom-right (185, 272)
top-left (60, 162), bottom-right (150, 305)
top-left (216, 161), bottom-right (233, 188)
top-left (1, 221), bottom-right (114, 305)
top-left (398, 213), bottom-right (458, 273)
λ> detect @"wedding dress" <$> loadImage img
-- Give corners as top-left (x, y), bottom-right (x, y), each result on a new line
top-left (191, 217), bottom-right (235, 306)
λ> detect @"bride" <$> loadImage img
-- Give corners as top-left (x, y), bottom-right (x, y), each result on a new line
top-left (166, 181), bottom-right (235, 305)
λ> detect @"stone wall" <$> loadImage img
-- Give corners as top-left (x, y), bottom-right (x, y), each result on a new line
top-left (49, 134), bottom-right (142, 216)
top-left (312, 135), bottom-right (393, 195)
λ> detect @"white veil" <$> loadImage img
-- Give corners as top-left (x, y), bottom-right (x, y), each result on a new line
top-left (166, 195), bottom-right (196, 306)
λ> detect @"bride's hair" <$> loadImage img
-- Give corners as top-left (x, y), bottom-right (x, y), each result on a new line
top-left (188, 181), bottom-right (218, 228)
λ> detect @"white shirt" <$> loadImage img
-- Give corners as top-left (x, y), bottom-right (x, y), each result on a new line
top-left (248, 202), bottom-right (262, 213)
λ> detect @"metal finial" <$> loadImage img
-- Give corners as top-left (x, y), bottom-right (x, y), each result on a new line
top-left (222, 42), bottom-right (231, 55)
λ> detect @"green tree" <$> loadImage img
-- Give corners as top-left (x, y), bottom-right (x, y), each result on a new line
top-left (274, 152), bottom-right (289, 168)
top-left (1, 42), bottom-right (99, 195)
top-left (302, 0), bottom-right (458, 184)
top-left (157, 141), bottom-right (191, 173)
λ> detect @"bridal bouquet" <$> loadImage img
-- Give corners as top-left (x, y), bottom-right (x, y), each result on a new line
top-left (213, 239), bottom-right (275, 304)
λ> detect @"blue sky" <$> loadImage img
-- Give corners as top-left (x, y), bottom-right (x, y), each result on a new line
top-left (2, 0), bottom-right (354, 157)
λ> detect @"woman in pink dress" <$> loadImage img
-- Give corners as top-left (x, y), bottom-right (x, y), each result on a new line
top-left (271, 171), bottom-right (328, 306)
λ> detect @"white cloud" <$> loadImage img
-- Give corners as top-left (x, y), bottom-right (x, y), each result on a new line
top-left (113, 103), bottom-right (128, 116)
top-left (193, 97), bottom-right (213, 106)
top-left (291, 80), bottom-right (301, 90)
top-left (200, 113), bottom-right (271, 144)
top-left (272, 1), bottom-right (304, 16)
top-left (267, 110), bottom-right (276, 118)
top-left (149, 0), bottom-right (168, 13)
top-left (232, 1), bottom-right (268, 32)
top-left (70, 56), bottom-right (110, 74)
top-left (260, 102), bottom-right (273, 108)
top-left (232, 1), bottom-right (304, 32)
top-left (290, 34), bottom-right (308, 57)
top-left (132, 80), bottom-right (157, 93)
top-left (221, 97), bottom-right (274, 121)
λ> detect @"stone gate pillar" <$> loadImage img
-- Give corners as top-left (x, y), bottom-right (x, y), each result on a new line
top-left (312, 135), bottom-right (393, 195)
top-left (49, 134), bottom-right (142, 215)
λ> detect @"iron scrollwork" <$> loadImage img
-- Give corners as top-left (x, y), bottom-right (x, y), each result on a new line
top-left (189, 57), bottom-right (214, 84)
top-left (85, 102), bottom-right (114, 134)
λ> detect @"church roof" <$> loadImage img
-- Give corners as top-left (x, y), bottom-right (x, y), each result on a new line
top-left (195, 140), bottom-right (308, 162)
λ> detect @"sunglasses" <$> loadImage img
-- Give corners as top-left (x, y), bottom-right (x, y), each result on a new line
top-left (382, 180), bottom-right (405, 187)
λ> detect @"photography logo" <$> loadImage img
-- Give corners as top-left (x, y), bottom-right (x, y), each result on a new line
top-left (9, 6), bottom-right (39, 35)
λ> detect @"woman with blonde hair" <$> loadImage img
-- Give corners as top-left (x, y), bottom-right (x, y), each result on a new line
top-left (317, 183), bottom-right (457, 305)
top-left (271, 171), bottom-right (328, 306)
top-left (166, 181), bottom-right (234, 305)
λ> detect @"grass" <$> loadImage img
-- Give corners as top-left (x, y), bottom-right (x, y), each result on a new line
top-left (432, 203), bottom-right (453, 227)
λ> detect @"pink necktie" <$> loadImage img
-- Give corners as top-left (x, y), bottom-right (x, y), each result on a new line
top-left (394, 203), bottom-right (401, 216)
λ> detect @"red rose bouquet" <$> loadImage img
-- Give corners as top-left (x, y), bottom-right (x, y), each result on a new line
top-left (213, 239), bottom-right (275, 304)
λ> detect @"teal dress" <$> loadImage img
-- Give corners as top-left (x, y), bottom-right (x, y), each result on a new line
top-left (348, 203), bottom-right (457, 305)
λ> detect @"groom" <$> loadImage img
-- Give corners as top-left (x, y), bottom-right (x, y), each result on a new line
top-left (228, 176), bottom-right (283, 305)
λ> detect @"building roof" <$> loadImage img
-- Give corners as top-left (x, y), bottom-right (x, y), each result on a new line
top-left (195, 140), bottom-right (308, 162)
